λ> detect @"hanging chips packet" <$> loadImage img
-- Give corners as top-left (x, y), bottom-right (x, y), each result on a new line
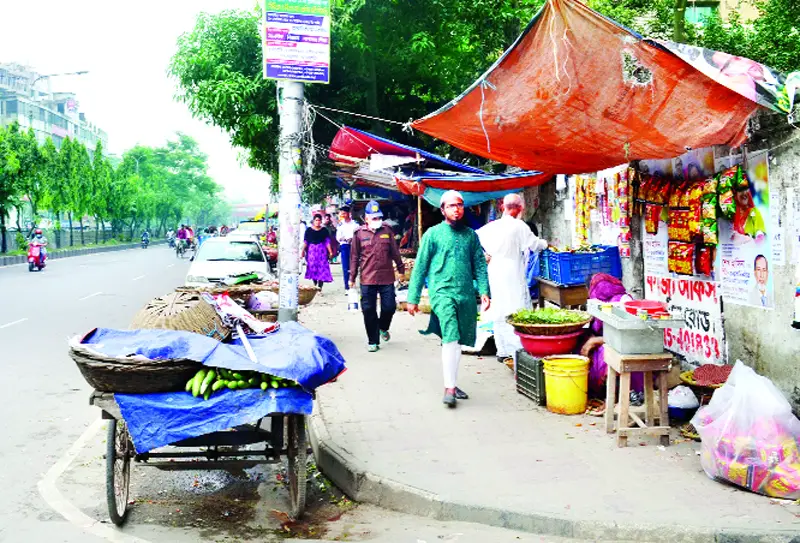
top-left (717, 167), bottom-right (738, 219)
top-left (668, 241), bottom-right (695, 276)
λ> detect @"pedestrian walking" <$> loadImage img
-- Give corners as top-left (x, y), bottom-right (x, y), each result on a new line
top-left (336, 205), bottom-right (359, 291)
top-left (302, 213), bottom-right (334, 289)
top-left (477, 193), bottom-right (548, 364)
top-left (407, 190), bottom-right (490, 408)
top-left (349, 201), bottom-right (405, 352)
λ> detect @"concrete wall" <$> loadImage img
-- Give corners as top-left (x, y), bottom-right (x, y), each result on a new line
top-left (722, 113), bottom-right (800, 404)
top-left (531, 112), bottom-right (800, 402)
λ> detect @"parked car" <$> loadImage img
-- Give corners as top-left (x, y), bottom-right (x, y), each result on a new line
top-left (185, 238), bottom-right (271, 287)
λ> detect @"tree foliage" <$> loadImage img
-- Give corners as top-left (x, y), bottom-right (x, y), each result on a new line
top-left (0, 123), bottom-right (230, 252)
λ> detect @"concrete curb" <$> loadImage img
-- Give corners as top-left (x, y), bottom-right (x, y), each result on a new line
top-left (0, 241), bottom-right (165, 268)
top-left (308, 410), bottom-right (800, 543)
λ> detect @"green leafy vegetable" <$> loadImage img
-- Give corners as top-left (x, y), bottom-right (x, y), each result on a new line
top-left (509, 308), bottom-right (589, 325)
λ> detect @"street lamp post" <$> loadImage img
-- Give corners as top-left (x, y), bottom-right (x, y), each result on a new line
top-left (30, 70), bottom-right (89, 96)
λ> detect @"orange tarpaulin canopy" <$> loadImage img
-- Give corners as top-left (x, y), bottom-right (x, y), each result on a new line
top-left (411, 0), bottom-right (762, 175)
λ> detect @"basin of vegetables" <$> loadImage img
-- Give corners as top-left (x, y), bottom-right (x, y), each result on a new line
top-left (508, 308), bottom-right (590, 357)
top-left (506, 308), bottom-right (591, 336)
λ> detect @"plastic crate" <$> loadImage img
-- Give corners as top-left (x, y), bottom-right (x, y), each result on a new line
top-left (539, 245), bottom-right (622, 286)
top-left (538, 250), bottom-right (551, 280)
top-left (516, 349), bottom-right (546, 406)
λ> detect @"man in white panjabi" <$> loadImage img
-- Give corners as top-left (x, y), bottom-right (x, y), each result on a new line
top-left (477, 193), bottom-right (548, 363)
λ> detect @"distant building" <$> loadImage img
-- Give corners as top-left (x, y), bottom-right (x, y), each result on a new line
top-left (0, 63), bottom-right (108, 154)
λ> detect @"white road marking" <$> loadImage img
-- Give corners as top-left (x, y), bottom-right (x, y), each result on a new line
top-left (166, 264), bottom-right (175, 269)
top-left (78, 291), bottom-right (103, 301)
top-left (38, 418), bottom-right (152, 543)
top-left (0, 318), bottom-right (28, 329)
top-left (132, 275), bottom-right (146, 281)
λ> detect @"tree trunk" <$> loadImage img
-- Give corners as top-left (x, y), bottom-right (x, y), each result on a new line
top-left (673, 0), bottom-right (688, 43)
top-left (361, 6), bottom-right (381, 133)
top-left (55, 212), bottom-right (62, 249)
top-left (68, 212), bottom-right (74, 247)
top-left (100, 219), bottom-right (106, 243)
top-left (0, 209), bottom-right (7, 254)
top-left (79, 216), bottom-right (85, 245)
top-left (95, 217), bottom-right (100, 245)
top-left (129, 220), bottom-right (135, 241)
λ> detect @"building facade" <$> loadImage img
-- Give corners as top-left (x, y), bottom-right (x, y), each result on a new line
top-left (0, 63), bottom-right (108, 154)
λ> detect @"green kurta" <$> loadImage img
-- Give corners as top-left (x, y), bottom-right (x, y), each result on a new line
top-left (408, 222), bottom-right (490, 347)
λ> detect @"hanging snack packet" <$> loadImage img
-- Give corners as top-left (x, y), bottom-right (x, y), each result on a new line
top-left (668, 241), bottom-right (695, 276)
top-left (702, 218), bottom-right (719, 245)
top-left (689, 182), bottom-right (705, 237)
top-left (717, 167), bottom-right (738, 219)
top-left (696, 245), bottom-right (714, 276)
top-left (645, 204), bottom-right (661, 234)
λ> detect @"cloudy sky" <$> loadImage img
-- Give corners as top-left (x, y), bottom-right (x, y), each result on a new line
top-left (2, 0), bottom-right (269, 204)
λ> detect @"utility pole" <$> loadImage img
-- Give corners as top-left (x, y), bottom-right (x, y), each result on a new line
top-left (277, 81), bottom-right (304, 323)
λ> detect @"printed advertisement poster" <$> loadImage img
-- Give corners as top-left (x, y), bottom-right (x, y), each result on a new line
top-left (642, 218), bottom-right (669, 276)
top-left (716, 150), bottom-right (773, 309)
top-left (645, 274), bottom-right (725, 364)
top-left (638, 158), bottom-right (674, 179)
top-left (674, 147), bottom-right (715, 181)
top-left (263, 0), bottom-right (331, 84)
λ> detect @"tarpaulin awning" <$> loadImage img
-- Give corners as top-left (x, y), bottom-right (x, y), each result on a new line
top-left (329, 126), bottom-right (550, 200)
top-left (411, 0), bottom-right (782, 174)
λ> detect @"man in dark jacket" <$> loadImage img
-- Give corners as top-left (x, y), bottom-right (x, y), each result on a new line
top-left (349, 200), bottom-right (405, 352)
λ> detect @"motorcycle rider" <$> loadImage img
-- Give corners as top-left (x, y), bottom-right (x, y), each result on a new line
top-left (30, 228), bottom-right (48, 263)
top-left (141, 229), bottom-right (150, 248)
top-left (176, 224), bottom-right (189, 254)
top-left (166, 228), bottom-right (176, 247)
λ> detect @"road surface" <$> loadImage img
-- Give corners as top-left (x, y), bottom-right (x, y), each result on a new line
top-left (0, 247), bottom-right (591, 543)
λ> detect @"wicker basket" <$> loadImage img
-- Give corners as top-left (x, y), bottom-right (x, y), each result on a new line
top-left (178, 284), bottom-right (319, 306)
top-left (506, 315), bottom-right (590, 336)
top-left (251, 309), bottom-right (279, 323)
top-left (131, 292), bottom-right (231, 341)
top-left (69, 342), bottom-right (203, 393)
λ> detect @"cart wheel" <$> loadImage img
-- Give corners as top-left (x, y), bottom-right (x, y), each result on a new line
top-left (286, 414), bottom-right (307, 520)
top-left (106, 419), bottom-right (132, 526)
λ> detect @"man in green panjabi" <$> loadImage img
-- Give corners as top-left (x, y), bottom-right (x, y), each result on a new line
top-left (407, 190), bottom-right (491, 408)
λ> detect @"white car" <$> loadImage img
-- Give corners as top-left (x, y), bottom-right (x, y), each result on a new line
top-left (185, 238), bottom-right (271, 287)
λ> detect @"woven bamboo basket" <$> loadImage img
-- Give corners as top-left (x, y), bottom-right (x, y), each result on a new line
top-left (69, 341), bottom-right (203, 393)
top-left (250, 309), bottom-right (279, 323)
top-left (130, 292), bottom-right (231, 341)
top-left (505, 315), bottom-right (590, 336)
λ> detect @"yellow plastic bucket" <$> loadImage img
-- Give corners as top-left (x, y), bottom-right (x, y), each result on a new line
top-left (542, 355), bottom-right (590, 415)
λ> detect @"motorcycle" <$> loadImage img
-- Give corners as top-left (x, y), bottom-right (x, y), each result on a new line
top-left (141, 236), bottom-right (150, 249)
top-left (167, 235), bottom-right (176, 248)
top-left (27, 242), bottom-right (46, 272)
top-left (176, 239), bottom-right (186, 258)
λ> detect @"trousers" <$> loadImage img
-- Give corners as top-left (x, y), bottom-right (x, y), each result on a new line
top-left (360, 284), bottom-right (396, 345)
top-left (442, 341), bottom-right (462, 389)
top-left (340, 243), bottom-right (351, 290)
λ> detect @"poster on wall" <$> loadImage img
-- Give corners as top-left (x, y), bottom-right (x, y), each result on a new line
top-left (644, 274), bottom-right (725, 364)
top-left (716, 150), bottom-right (774, 309)
top-left (642, 219), bottom-right (669, 276)
top-left (674, 147), bottom-right (716, 181)
top-left (263, 0), bottom-right (332, 84)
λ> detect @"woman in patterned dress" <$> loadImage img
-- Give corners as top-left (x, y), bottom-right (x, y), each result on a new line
top-left (302, 213), bottom-right (334, 288)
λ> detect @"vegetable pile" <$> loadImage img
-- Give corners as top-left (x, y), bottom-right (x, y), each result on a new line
top-left (509, 307), bottom-right (589, 325)
top-left (186, 368), bottom-right (299, 401)
top-left (693, 364), bottom-right (732, 387)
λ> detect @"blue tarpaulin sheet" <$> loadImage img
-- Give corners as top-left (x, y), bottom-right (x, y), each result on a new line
top-left (82, 322), bottom-right (345, 453)
top-left (115, 388), bottom-right (313, 453)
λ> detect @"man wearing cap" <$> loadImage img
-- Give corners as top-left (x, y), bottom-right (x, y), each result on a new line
top-left (349, 200), bottom-right (405, 352)
top-left (407, 190), bottom-right (490, 408)
top-left (336, 204), bottom-right (359, 291)
top-left (477, 193), bottom-right (548, 364)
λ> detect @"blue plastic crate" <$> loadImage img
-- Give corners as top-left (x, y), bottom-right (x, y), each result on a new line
top-left (539, 245), bottom-right (622, 286)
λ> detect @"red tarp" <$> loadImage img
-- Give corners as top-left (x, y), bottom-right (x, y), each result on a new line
top-left (411, 0), bottom-right (762, 175)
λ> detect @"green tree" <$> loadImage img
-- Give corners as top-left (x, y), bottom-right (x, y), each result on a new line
top-left (91, 141), bottom-right (113, 242)
top-left (0, 126), bottom-right (22, 253)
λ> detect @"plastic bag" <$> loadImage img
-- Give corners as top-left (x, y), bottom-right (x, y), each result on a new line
top-left (668, 385), bottom-right (700, 409)
top-left (692, 361), bottom-right (800, 499)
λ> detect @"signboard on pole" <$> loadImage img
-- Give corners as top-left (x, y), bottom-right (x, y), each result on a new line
top-left (263, 0), bottom-right (331, 84)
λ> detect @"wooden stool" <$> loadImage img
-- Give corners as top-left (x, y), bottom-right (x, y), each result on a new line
top-left (537, 279), bottom-right (588, 309)
top-left (603, 345), bottom-right (672, 448)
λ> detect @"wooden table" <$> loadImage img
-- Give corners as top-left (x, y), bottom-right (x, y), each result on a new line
top-left (537, 279), bottom-right (588, 309)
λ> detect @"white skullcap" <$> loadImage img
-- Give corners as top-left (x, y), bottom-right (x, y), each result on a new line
top-left (439, 190), bottom-right (464, 207)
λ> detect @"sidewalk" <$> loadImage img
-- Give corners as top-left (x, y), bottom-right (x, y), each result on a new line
top-left (301, 274), bottom-right (800, 542)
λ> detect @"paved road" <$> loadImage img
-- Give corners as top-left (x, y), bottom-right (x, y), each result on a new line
top-left (0, 245), bottom-right (190, 542)
top-left (0, 250), bottom-right (588, 543)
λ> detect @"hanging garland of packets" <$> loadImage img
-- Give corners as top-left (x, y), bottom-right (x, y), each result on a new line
top-left (633, 162), bottom-right (751, 277)
top-left (573, 171), bottom-right (632, 255)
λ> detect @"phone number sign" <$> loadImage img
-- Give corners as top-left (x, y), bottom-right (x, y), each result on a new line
top-left (263, 0), bottom-right (331, 84)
